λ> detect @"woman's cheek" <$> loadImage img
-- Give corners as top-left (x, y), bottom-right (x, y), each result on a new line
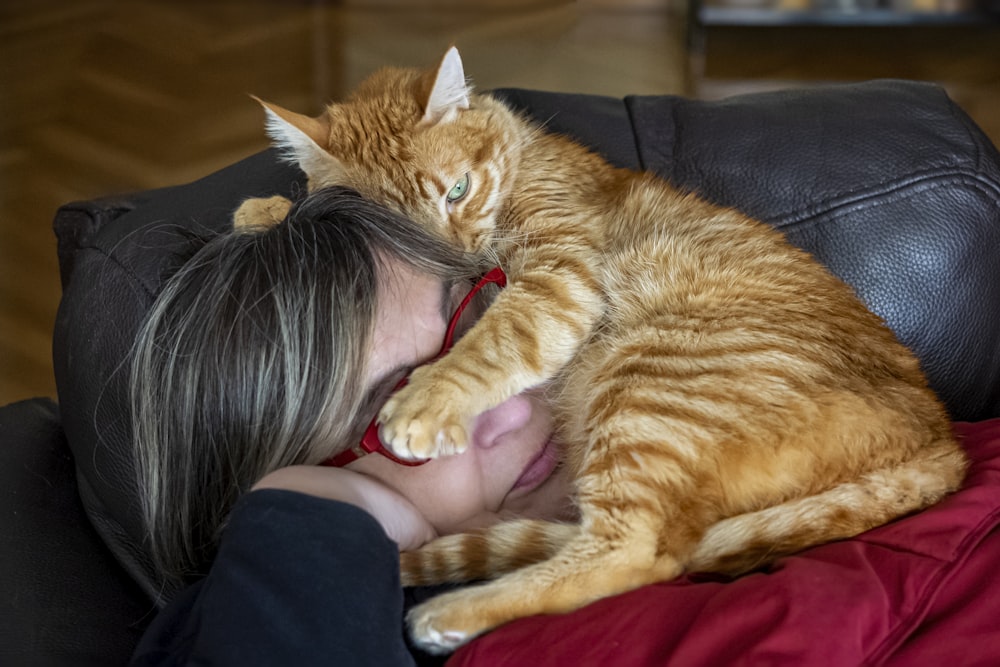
top-left (419, 472), bottom-right (492, 534)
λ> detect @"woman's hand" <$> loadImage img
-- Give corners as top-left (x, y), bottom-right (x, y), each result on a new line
top-left (252, 466), bottom-right (437, 551)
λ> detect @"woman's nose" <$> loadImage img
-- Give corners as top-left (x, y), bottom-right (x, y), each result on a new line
top-left (470, 394), bottom-right (533, 449)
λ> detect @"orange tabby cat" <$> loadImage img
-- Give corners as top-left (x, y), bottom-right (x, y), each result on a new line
top-left (241, 48), bottom-right (967, 653)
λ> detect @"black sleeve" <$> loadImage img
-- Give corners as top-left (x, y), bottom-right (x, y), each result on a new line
top-left (130, 489), bottom-right (418, 667)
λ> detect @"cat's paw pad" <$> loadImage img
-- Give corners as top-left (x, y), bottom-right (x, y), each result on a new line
top-left (378, 384), bottom-right (469, 460)
top-left (233, 195), bottom-right (292, 230)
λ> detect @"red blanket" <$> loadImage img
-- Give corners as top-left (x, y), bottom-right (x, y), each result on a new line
top-left (449, 420), bottom-right (1000, 666)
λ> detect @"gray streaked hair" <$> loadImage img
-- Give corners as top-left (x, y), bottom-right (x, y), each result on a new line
top-left (130, 186), bottom-right (480, 586)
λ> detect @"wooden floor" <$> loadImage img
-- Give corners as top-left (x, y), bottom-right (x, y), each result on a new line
top-left (1, 0), bottom-right (998, 406)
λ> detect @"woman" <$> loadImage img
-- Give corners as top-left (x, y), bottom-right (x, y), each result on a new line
top-left (129, 186), bottom-right (572, 665)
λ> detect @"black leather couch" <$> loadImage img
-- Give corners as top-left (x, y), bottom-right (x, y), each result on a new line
top-left (3, 81), bottom-right (999, 666)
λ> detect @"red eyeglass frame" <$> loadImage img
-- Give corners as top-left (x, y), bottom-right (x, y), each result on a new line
top-left (321, 266), bottom-right (507, 468)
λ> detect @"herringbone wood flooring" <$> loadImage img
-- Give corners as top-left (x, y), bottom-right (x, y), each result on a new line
top-left (1, 0), bottom-right (997, 406)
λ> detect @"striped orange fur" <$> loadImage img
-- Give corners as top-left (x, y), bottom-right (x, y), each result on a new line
top-left (246, 47), bottom-right (967, 653)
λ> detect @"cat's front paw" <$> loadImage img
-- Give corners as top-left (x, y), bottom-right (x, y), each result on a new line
top-left (378, 368), bottom-right (470, 460)
top-left (406, 591), bottom-right (489, 655)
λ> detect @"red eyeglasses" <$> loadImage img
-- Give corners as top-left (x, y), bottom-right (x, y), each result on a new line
top-left (322, 266), bottom-right (507, 468)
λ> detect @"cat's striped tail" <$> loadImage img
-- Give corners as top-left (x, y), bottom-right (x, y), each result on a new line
top-left (686, 438), bottom-right (966, 576)
top-left (400, 520), bottom-right (579, 587)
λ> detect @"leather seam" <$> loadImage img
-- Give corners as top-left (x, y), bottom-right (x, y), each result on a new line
top-left (771, 169), bottom-right (1000, 232)
top-left (74, 242), bottom-right (158, 303)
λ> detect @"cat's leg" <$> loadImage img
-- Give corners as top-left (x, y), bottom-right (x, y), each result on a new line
top-left (400, 519), bottom-right (578, 586)
top-left (405, 514), bottom-right (680, 654)
top-left (379, 261), bottom-right (605, 460)
top-left (407, 406), bottom-right (707, 652)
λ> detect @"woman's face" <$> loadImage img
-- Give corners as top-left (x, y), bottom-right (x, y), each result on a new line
top-left (346, 257), bottom-right (573, 535)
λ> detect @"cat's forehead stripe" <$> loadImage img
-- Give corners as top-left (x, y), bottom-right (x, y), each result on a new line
top-left (429, 177), bottom-right (447, 197)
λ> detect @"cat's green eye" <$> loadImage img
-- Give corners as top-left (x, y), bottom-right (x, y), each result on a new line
top-left (447, 173), bottom-right (471, 204)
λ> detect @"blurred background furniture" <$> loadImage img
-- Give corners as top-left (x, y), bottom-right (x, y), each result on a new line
top-left (693, 0), bottom-right (999, 27)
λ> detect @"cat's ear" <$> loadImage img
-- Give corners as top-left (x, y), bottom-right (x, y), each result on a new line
top-left (420, 46), bottom-right (470, 127)
top-left (252, 96), bottom-right (346, 184)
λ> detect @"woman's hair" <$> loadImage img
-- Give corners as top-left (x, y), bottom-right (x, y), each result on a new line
top-left (130, 186), bottom-right (479, 585)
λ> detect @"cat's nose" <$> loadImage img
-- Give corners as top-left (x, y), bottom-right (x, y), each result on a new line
top-left (470, 394), bottom-right (533, 449)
